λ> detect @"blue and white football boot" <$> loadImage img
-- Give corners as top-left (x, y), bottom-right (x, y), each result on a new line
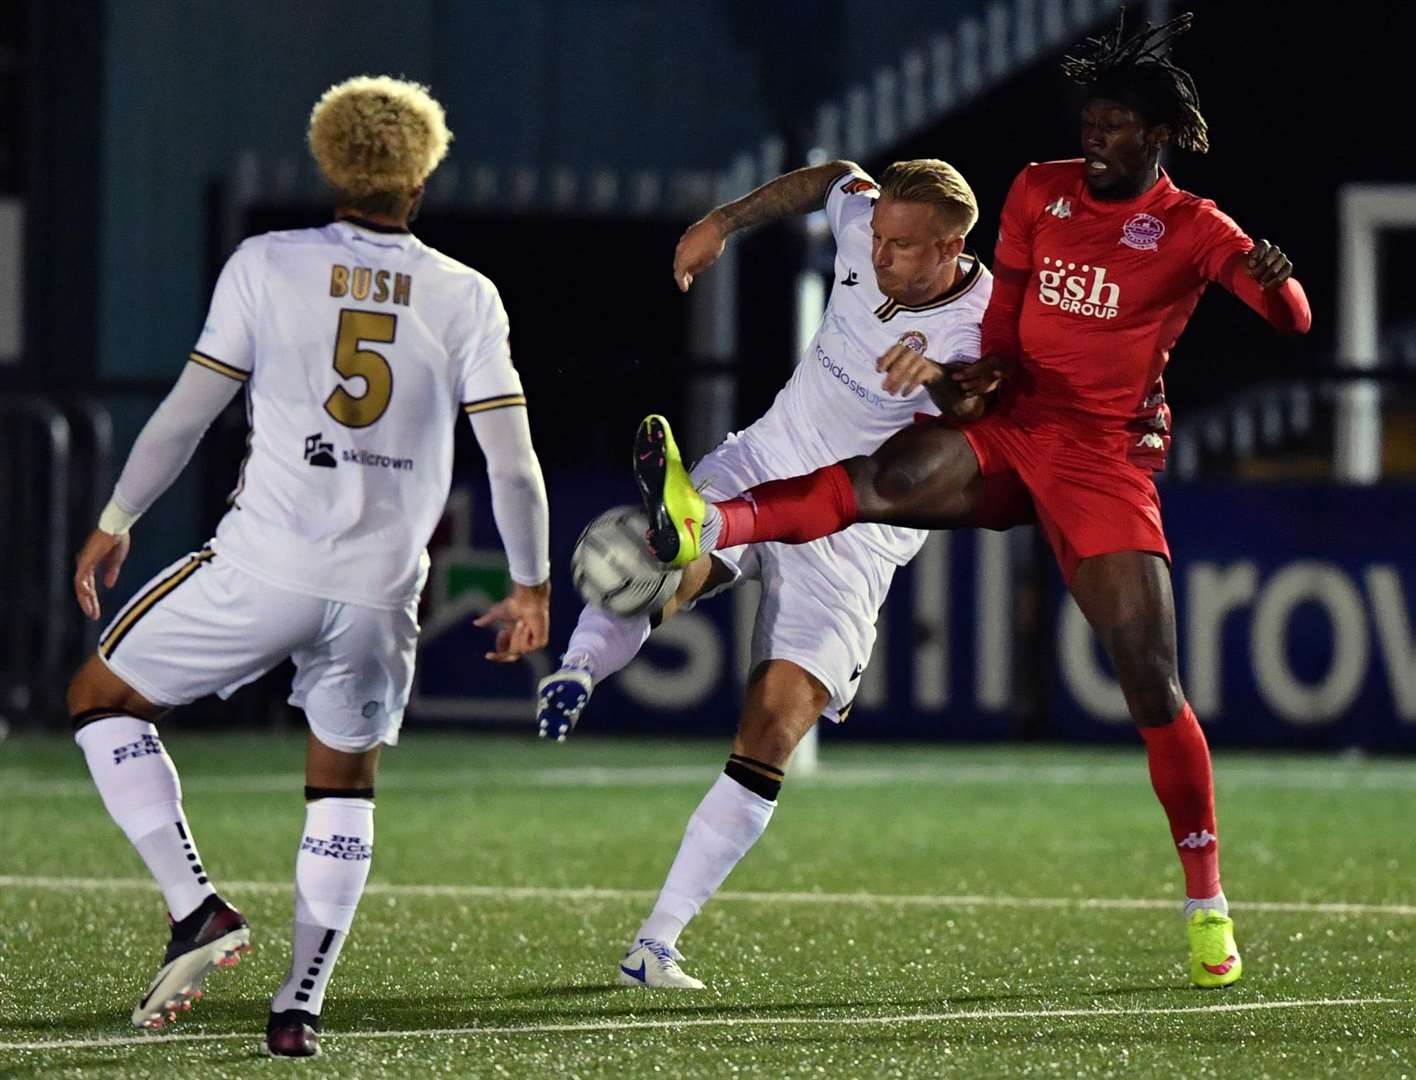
top-left (536, 660), bottom-right (594, 742)
top-left (617, 938), bottom-right (705, 990)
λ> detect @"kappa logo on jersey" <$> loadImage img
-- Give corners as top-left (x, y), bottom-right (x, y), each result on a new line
top-left (841, 268), bottom-right (860, 286)
top-left (1120, 213), bottom-right (1165, 251)
top-left (840, 177), bottom-right (878, 195)
top-left (1045, 196), bottom-right (1073, 219)
top-left (897, 331), bottom-right (928, 355)
top-left (1037, 257), bottom-right (1119, 319)
top-left (304, 432), bottom-right (337, 468)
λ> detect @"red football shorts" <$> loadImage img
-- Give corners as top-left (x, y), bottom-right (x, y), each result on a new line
top-left (961, 411), bottom-right (1169, 583)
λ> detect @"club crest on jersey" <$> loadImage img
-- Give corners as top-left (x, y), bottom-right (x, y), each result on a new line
top-left (1120, 213), bottom-right (1165, 251)
top-left (1045, 196), bottom-right (1072, 219)
top-left (840, 176), bottom-right (878, 195)
top-left (1037, 257), bottom-right (1119, 319)
top-left (897, 330), bottom-right (928, 354)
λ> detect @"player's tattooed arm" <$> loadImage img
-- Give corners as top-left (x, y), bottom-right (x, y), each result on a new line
top-left (674, 161), bottom-right (862, 292)
top-left (714, 161), bottom-right (860, 233)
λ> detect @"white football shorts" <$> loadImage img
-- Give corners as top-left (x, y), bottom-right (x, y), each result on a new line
top-left (689, 433), bottom-right (897, 723)
top-left (97, 547), bottom-right (418, 752)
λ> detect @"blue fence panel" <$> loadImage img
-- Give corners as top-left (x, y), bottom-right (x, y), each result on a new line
top-left (413, 471), bottom-right (1416, 750)
top-left (1051, 485), bottom-right (1416, 750)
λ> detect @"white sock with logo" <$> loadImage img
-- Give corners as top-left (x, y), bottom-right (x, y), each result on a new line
top-left (634, 773), bottom-right (776, 948)
top-left (271, 797), bottom-right (374, 1016)
top-left (75, 715), bottom-right (217, 920)
top-left (561, 604), bottom-right (653, 684)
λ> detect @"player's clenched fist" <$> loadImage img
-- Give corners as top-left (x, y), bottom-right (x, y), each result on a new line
top-left (950, 354), bottom-right (1017, 397)
top-left (673, 213), bottom-right (728, 292)
top-left (1245, 239), bottom-right (1293, 291)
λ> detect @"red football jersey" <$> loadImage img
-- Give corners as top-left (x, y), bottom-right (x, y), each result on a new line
top-left (982, 159), bottom-right (1308, 439)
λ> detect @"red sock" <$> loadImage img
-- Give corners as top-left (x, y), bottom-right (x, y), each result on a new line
top-left (715, 464), bottom-right (858, 549)
top-left (1138, 703), bottom-right (1221, 900)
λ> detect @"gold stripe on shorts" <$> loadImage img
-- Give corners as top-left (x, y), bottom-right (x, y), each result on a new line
top-left (99, 548), bottom-right (215, 659)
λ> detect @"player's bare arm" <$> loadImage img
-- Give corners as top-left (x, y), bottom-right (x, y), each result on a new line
top-left (674, 161), bottom-right (861, 291)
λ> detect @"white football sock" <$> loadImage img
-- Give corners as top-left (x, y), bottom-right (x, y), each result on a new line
top-left (634, 773), bottom-right (775, 948)
top-left (75, 715), bottom-right (216, 920)
top-left (697, 502), bottom-right (724, 553)
top-left (562, 604), bottom-right (652, 683)
top-left (271, 797), bottom-right (374, 1015)
top-left (1183, 891), bottom-right (1229, 919)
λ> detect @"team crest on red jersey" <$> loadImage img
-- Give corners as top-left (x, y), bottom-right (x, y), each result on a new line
top-left (1120, 213), bottom-right (1165, 251)
top-left (840, 177), bottom-right (879, 195)
top-left (897, 331), bottom-right (928, 354)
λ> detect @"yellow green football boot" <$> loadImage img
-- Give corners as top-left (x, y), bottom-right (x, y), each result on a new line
top-left (633, 415), bottom-right (705, 568)
top-left (1187, 909), bottom-right (1242, 988)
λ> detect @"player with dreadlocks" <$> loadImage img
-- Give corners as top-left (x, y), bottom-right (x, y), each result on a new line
top-left (630, 10), bottom-right (1310, 988)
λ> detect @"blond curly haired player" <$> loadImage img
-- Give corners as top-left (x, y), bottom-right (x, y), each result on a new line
top-left (66, 75), bottom-right (550, 1056)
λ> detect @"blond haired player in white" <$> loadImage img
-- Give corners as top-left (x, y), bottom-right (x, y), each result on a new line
top-left (66, 76), bottom-right (550, 1056)
top-left (535, 160), bottom-right (994, 988)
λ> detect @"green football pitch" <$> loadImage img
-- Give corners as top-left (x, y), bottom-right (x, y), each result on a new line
top-left (2, 732), bottom-right (1413, 1078)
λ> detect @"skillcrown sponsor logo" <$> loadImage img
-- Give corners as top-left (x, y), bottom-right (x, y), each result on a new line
top-left (1037, 257), bottom-right (1120, 319)
top-left (303, 432), bottom-right (415, 472)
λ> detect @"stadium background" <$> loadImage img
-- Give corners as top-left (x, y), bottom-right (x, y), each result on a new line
top-left (3, 0), bottom-right (1415, 750)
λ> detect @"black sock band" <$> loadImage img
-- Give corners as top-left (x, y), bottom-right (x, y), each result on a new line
top-left (71, 708), bottom-right (135, 734)
top-left (724, 754), bottom-right (784, 801)
top-left (304, 785), bottom-right (374, 802)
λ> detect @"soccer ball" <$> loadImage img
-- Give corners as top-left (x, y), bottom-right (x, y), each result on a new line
top-left (572, 505), bottom-right (683, 617)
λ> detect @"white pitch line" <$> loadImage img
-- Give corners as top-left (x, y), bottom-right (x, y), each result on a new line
top-left (3, 874), bottom-right (1416, 918)
top-left (6, 759), bottom-right (1416, 797)
top-left (0, 997), bottom-right (1401, 1054)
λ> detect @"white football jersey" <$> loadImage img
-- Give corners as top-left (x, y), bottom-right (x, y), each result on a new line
top-left (191, 219), bottom-right (525, 609)
top-left (739, 170), bottom-right (994, 566)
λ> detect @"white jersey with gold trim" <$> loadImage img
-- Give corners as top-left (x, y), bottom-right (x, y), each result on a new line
top-left (736, 170), bottom-right (994, 566)
top-left (194, 219), bottom-right (526, 609)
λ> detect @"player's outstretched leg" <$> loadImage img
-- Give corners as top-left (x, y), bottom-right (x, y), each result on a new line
top-left (67, 658), bottom-right (251, 1030)
top-left (266, 737), bottom-right (379, 1058)
top-left (635, 416), bottom-right (986, 563)
top-left (539, 557), bottom-right (723, 740)
top-left (619, 661), bottom-right (825, 989)
top-left (1069, 551), bottom-right (1239, 988)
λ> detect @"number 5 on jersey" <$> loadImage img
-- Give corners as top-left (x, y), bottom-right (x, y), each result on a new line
top-left (325, 309), bottom-right (397, 428)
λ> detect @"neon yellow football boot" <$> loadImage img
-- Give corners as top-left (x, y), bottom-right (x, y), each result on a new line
top-left (633, 415), bottom-right (706, 568)
top-left (1187, 909), bottom-right (1242, 988)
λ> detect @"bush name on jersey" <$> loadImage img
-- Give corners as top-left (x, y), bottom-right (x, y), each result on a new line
top-left (328, 264), bottom-right (413, 306)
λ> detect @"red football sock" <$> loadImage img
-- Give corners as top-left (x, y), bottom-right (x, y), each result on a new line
top-left (1138, 703), bottom-right (1222, 900)
top-left (715, 464), bottom-right (859, 549)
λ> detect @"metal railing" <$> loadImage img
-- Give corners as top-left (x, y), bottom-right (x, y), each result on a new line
top-left (1168, 371), bottom-right (1416, 481)
top-left (0, 393), bottom-right (112, 723)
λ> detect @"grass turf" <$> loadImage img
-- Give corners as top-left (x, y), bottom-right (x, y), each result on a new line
top-left (0, 732), bottom-right (1413, 1077)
